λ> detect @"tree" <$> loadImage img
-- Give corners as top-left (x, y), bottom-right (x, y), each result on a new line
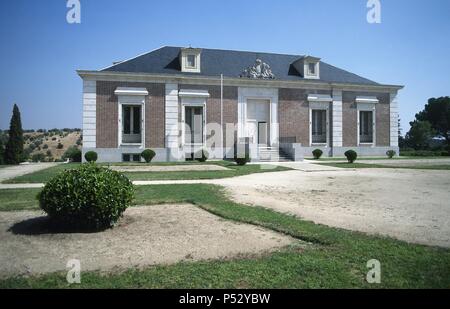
top-left (415, 97), bottom-right (450, 145)
top-left (405, 120), bottom-right (436, 150)
top-left (4, 104), bottom-right (24, 164)
top-left (398, 117), bottom-right (407, 149)
top-left (0, 138), bottom-right (4, 165)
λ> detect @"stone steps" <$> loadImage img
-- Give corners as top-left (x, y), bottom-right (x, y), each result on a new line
top-left (258, 147), bottom-right (293, 162)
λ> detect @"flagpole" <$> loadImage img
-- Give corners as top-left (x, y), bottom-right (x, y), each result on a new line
top-left (220, 74), bottom-right (224, 159)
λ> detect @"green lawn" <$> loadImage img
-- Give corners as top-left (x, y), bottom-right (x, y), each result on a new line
top-left (318, 162), bottom-right (450, 170)
top-left (0, 188), bottom-right (41, 211)
top-left (2, 161), bottom-right (291, 183)
top-left (2, 163), bottom-right (81, 184)
top-left (0, 184), bottom-right (449, 288)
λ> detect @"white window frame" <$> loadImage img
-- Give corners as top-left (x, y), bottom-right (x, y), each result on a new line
top-left (357, 103), bottom-right (376, 146)
top-left (117, 95), bottom-right (146, 148)
top-left (304, 61), bottom-right (320, 79)
top-left (186, 54), bottom-right (197, 69)
top-left (308, 63), bottom-right (316, 75)
top-left (181, 97), bottom-right (207, 147)
top-left (308, 96), bottom-right (331, 147)
top-left (180, 48), bottom-right (201, 73)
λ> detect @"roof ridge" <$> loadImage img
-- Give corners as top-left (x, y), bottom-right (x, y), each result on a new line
top-left (165, 45), bottom-right (305, 58)
top-left (99, 45), bottom-right (168, 71)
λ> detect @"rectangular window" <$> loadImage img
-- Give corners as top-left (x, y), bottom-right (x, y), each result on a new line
top-left (308, 63), bottom-right (316, 75)
top-left (312, 109), bottom-right (327, 144)
top-left (122, 154), bottom-right (141, 162)
top-left (185, 106), bottom-right (204, 144)
top-left (122, 105), bottom-right (142, 144)
top-left (359, 111), bottom-right (374, 143)
top-left (187, 55), bottom-right (196, 68)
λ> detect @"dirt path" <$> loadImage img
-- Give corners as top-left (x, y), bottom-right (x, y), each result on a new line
top-left (0, 163), bottom-right (59, 183)
top-left (216, 168), bottom-right (450, 248)
top-left (0, 204), bottom-right (296, 278)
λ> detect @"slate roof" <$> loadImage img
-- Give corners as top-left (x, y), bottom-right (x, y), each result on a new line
top-left (102, 46), bottom-right (379, 86)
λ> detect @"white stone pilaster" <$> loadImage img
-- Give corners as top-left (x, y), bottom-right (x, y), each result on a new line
top-left (82, 79), bottom-right (96, 148)
top-left (165, 83), bottom-right (179, 149)
top-left (332, 89), bottom-right (343, 147)
top-left (390, 91), bottom-right (399, 147)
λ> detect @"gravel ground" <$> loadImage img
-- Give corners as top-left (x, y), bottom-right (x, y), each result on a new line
top-left (0, 204), bottom-right (295, 278)
top-left (217, 168), bottom-right (450, 248)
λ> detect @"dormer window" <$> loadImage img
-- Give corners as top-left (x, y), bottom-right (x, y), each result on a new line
top-left (187, 54), bottom-right (196, 68)
top-left (308, 63), bottom-right (316, 75)
top-left (292, 55), bottom-right (321, 80)
top-left (180, 48), bottom-right (202, 73)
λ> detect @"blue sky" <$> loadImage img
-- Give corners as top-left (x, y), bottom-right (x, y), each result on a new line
top-left (0, 0), bottom-right (449, 134)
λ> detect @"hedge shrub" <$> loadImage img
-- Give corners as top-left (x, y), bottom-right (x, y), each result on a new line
top-left (235, 153), bottom-right (250, 166)
top-left (312, 149), bottom-right (323, 160)
top-left (386, 150), bottom-right (396, 159)
top-left (38, 164), bottom-right (134, 230)
top-left (195, 149), bottom-right (209, 162)
top-left (84, 151), bottom-right (98, 162)
top-left (344, 150), bottom-right (357, 163)
top-left (141, 149), bottom-right (156, 163)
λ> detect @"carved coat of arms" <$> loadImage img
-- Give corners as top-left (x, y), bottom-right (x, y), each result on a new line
top-left (240, 59), bottom-right (275, 79)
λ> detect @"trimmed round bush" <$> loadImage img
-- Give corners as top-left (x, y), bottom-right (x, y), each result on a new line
top-left (235, 153), bottom-right (250, 166)
top-left (344, 150), bottom-right (358, 163)
top-left (141, 149), bottom-right (156, 163)
top-left (195, 149), bottom-right (209, 162)
top-left (312, 149), bottom-right (323, 160)
top-left (84, 151), bottom-right (98, 162)
top-left (38, 164), bottom-right (134, 230)
top-left (386, 150), bottom-right (396, 159)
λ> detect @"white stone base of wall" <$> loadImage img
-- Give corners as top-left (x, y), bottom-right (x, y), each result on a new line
top-left (82, 145), bottom-right (400, 163)
top-left (331, 146), bottom-right (399, 157)
top-left (82, 148), bottom-right (169, 163)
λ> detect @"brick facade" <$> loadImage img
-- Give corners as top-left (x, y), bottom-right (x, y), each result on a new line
top-left (278, 88), bottom-right (332, 146)
top-left (96, 81), bottom-right (165, 148)
top-left (342, 91), bottom-right (390, 147)
top-left (95, 81), bottom-right (391, 152)
top-left (178, 84), bottom-right (238, 145)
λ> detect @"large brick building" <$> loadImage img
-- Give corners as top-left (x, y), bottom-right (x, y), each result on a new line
top-left (77, 46), bottom-right (403, 162)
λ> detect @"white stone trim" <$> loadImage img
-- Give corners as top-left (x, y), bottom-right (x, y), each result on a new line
top-left (357, 103), bottom-right (376, 147)
top-left (332, 90), bottom-right (343, 147)
top-left (114, 87), bottom-right (148, 96)
top-left (304, 61), bottom-right (320, 80)
top-left (180, 48), bottom-right (201, 73)
top-left (78, 70), bottom-right (404, 93)
top-left (178, 89), bottom-right (210, 98)
top-left (238, 87), bottom-right (279, 146)
top-left (390, 91), bottom-right (399, 147)
top-left (117, 95), bottom-right (146, 148)
top-left (82, 79), bottom-right (96, 148)
top-left (309, 102), bottom-right (330, 147)
top-left (308, 94), bottom-right (332, 102)
top-left (181, 97), bottom-right (207, 147)
top-left (356, 96), bottom-right (379, 104)
top-left (165, 83), bottom-right (179, 149)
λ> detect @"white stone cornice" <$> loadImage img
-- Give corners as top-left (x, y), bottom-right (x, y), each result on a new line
top-left (77, 70), bottom-right (404, 92)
